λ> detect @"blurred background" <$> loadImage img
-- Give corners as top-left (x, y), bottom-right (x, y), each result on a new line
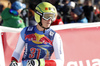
top-left (1, 0), bottom-right (100, 26)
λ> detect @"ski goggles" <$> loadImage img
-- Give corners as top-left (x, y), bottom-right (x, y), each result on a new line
top-left (9, 9), bottom-right (18, 16)
top-left (35, 9), bottom-right (56, 21)
top-left (42, 13), bottom-right (55, 21)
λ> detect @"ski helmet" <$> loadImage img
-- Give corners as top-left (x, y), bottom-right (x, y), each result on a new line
top-left (34, 2), bottom-right (57, 23)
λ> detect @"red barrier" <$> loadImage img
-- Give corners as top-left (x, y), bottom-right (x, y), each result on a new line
top-left (1, 26), bottom-right (100, 66)
top-left (56, 27), bottom-right (100, 66)
top-left (1, 32), bottom-right (24, 66)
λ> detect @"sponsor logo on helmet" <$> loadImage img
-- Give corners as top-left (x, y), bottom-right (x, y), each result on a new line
top-left (45, 7), bottom-right (48, 10)
top-left (49, 7), bottom-right (55, 12)
top-left (45, 7), bottom-right (55, 12)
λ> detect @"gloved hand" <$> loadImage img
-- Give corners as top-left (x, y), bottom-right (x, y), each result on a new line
top-left (26, 59), bottom-right (45, 66)
top-left (9, 61), bottom-right (18, 66)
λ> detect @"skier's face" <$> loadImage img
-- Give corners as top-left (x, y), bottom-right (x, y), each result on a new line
top-left (41, 18), bottom-right (52, 28)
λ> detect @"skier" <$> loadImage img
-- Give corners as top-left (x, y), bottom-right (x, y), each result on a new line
top-left (9, 2), bottom-right (64, 66)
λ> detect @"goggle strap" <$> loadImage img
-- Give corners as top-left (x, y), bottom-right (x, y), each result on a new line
top-left (34, 9), bottom-right (43, 16)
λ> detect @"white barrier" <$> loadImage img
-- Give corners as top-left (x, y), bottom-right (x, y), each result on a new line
top-left (51, 22), bottom-right (100, 30)
top-left (0, 26), bottom-right (22, 32)
top-left (0, 22), bottom-right (100, 32)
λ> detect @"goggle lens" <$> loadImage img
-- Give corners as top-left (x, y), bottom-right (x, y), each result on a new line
top-left (9, 9), bottom-right (18, 16)
top-left (42, 13), bottom-right (55, 21)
